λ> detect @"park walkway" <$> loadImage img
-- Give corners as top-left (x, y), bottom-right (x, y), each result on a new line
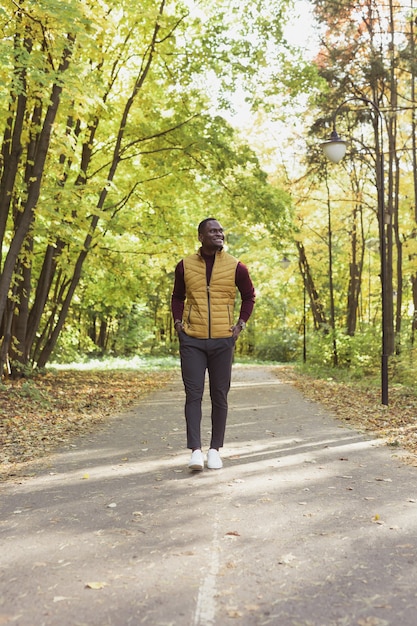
top-left (1, 365), bottom-right (416, 625)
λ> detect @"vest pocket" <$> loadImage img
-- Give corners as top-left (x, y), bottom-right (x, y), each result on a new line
top-left (186, 305), bottom-right (193, 324)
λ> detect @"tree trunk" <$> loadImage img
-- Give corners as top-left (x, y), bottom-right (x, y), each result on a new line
top-left (0, 39), bottom-right (74, 347)
top-left (412, 274), bottom-right (417, 344)
top-left (409, 11), bottom-right (417, 342)
top-left (296, 241), bottom-right (327, 330)
top-left (98, 320), bottom-right (108, 351)
top-left (10, 242), bottom-right (32, 376)
top-left (0, 19), bottom-right (31, 267)
top-left (35, 3), bottom-right (165, 368)
top-left (25, 241), bottom-right (66, 362)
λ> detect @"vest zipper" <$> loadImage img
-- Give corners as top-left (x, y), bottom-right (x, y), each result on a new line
top-left (207, 253), bottom-right (216, 339)
top-left (207, 284), bottom-right (211, 338)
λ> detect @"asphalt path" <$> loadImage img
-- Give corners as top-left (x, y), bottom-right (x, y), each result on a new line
top-left (1, 365), bottom-right (417, 626)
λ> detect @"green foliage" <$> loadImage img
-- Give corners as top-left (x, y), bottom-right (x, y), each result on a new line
top-left (299, 327), bottom-right (417, 391)
top-left (9, 0), bottom-right (416, 395)
top-left (2, 0), bottom-right (307, 375)
top-left (253, 330), bottom-right (299, 363)
top-left (50, 325), bottom-right (98, 364)
top-left (290, 0), bottom-right (417, 399)
top-left (390, 348), bottom-right (417, 388)
top-left (8, 379), bottom-right (50, 407)
top-left (303, 327), bottom-right (380, 373)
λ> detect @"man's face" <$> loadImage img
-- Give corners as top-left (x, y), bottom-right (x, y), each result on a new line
top-left (199, 220), bottom-right (224, 251)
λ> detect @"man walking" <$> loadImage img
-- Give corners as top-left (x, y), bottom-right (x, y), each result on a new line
top-left (171, 218), bottom-right (255, 471)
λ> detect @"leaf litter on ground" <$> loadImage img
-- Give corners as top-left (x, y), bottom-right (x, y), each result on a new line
top-left (0, 369), bottom-right (174, 481)
top-left (276, 366), bottom-right (417, 467)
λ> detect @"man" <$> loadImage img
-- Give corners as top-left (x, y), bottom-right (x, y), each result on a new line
top-left (171, 218), bottom-right (255, 471)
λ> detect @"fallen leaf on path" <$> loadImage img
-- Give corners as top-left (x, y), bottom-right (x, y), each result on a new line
top-left (278, 553), bottom-right (296, 565)
top-left (85, 582), bottom-right (107, 590)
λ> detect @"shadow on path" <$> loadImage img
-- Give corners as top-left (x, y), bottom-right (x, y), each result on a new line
top-left (0, 365), bottom-right (416, 626)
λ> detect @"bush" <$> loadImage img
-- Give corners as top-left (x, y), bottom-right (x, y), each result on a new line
top-left (390, 347), bottom-right (417, 387)
top-left (51, 326), bottom-right (98, 363)
top-left (303, 327), bottom-right (380, 374)
top-left (253, 330), bottom-right (299, 362)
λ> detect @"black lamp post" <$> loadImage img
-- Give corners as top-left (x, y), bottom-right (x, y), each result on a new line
top-left (320, 97), bottom-right (389, 406)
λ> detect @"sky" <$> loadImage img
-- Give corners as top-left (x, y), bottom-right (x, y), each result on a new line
top-left (285, 0), bottom-right (320, 56)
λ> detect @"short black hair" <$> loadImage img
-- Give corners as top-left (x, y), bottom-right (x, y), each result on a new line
top-left (198, 218), bottom-right (217, 234)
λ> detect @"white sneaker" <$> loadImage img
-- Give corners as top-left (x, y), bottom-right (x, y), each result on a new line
top-left (207, 448), bottom-right (223, 469)
top-left (188, 449), bottom-right (204, 471)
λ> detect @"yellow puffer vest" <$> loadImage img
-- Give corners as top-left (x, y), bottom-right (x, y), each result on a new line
top-left (183, 249), bottom-right (238, 338)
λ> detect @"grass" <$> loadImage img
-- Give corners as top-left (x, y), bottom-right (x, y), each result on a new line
top-left (49, 354), bottom-right (179, 371)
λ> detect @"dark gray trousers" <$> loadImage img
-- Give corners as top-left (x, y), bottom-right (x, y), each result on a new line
top-left (179, 333), bottom-right (235, 450)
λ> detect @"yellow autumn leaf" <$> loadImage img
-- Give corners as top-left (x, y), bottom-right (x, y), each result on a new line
top-left (85, 582), bottom-right (107, 590)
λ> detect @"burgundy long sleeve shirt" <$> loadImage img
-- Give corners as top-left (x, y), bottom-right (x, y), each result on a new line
top-left (171, 251), bottom-right (255, 323)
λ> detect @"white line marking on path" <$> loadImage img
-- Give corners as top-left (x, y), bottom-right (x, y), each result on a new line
top-left (193, 518), bottom-right (220, 626)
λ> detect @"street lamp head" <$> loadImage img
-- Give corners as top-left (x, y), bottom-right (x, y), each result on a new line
top-left (279, 256), bottom-right (291, 269)
top-left (320, 130), bottom-right (347, 163)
